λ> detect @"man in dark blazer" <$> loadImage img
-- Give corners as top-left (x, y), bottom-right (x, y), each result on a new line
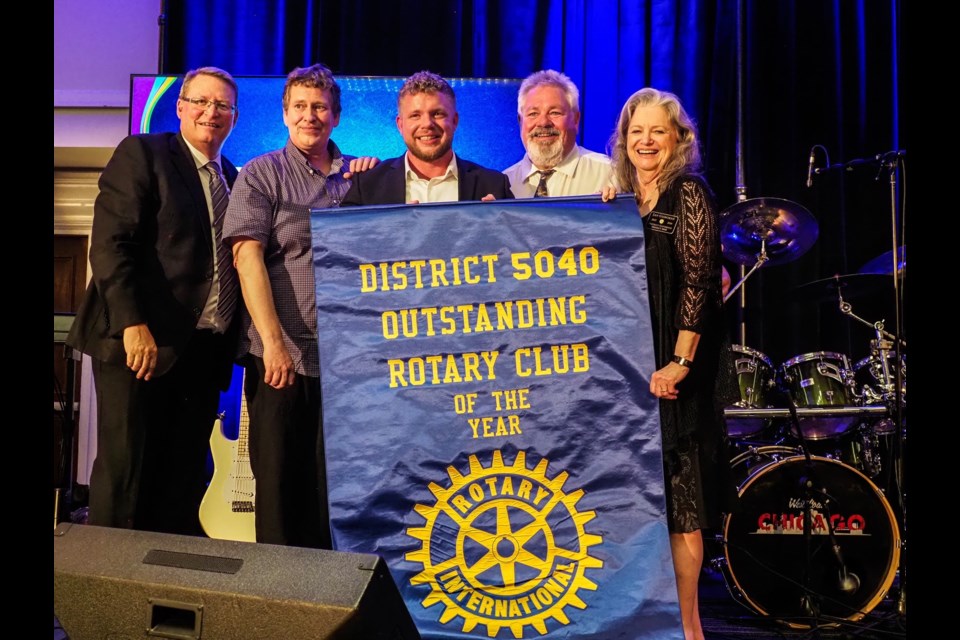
top-left (66, 67), bottom-right (241, 536)
top-left (342, 70), bottom-right (512, 206)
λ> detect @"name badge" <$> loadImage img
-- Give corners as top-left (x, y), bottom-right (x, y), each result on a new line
top-left (648, 211), bottom-right (678, 235)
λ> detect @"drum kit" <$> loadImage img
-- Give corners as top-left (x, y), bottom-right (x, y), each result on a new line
top-left (714, 197), bottom-right (907, 630)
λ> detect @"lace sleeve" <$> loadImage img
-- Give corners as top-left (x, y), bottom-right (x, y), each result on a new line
top-left (673, 177), bottom-right (721, 332)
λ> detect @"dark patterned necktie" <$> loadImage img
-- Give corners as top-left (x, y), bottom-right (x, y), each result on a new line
top-left (534, 170), bottom-right (555, 197)
top-left (205, 162), bottom-right (238, 327)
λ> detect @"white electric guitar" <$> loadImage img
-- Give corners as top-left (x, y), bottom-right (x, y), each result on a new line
top-left (199, 378), bottom-right (256, 542)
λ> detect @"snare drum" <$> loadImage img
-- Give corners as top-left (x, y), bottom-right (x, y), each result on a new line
top-left (726, 345), bottom-right (777, 439)
top-left (722, 449), bottom-right (900, 628)
top-left (780, 352), bottom-right (857, 440)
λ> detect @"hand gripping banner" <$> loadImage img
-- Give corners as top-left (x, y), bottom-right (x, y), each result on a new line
top-left (311, 196), bottom-right (683, 639)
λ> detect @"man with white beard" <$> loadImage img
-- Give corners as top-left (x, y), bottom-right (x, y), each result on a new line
top-left (503, 70), bottom-right (613, 198)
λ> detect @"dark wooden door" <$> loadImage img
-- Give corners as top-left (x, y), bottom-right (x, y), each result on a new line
top-left (54, 235), bottom-right (88, 489)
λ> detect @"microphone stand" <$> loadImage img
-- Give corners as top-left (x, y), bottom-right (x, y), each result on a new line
top-left (816, 149), bottom-right (907, 617)
top-left (880, 153), bottom-right (907, 619)
top-left (157, 0), bottom-right (168, 74)
top-left (787, 400), bottom-right (869, 636)
top-left (788, 400), bottom-right (824, 636)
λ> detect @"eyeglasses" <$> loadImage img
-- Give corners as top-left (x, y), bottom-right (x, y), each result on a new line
top-left (179, 96), bottom-right (237, 115)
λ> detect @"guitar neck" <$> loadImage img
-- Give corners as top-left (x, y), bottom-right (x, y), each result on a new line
top-left (237, 382), bottom-right (250, 459)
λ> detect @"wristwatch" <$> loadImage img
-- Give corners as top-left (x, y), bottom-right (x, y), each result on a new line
top-left (671, 355), bottom-right (693, 367)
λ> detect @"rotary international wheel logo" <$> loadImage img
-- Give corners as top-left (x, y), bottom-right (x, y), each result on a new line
top-left (405, 449), bottom-right (604, 637)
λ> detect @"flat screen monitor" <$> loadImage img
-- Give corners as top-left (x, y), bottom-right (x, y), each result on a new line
top-left (130, 74), bottom-right (527, 436)
top-left (130, 74), bottom-right (525, 171)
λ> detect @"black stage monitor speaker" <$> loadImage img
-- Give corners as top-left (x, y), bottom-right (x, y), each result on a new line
top-left (53, 523), bottom-right (421, 640)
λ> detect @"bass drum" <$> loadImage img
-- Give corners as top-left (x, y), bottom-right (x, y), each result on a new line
top-left (722, 448), bottom-right (900, 628)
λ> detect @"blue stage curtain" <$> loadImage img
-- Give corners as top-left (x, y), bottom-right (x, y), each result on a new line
top-left (167, 0), bottom-right (726, 157)
top-left (166, 0), bottom-right (905, 369)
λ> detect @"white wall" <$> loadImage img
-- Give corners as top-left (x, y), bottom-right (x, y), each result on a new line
top-left (54, 0), bottom-right (160, 152)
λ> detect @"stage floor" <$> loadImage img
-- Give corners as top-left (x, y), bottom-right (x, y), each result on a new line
top-left (699, 562), bottom-right (906, 639)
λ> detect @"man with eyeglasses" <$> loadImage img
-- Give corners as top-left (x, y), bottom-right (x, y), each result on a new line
top-left (222, 63), bottom-right (376, 549)
top-left (67, 67), bottom-right (241, 536)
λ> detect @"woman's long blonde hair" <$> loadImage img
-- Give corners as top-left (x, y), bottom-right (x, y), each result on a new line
top-left (608, 87), bottom-right (703, 195)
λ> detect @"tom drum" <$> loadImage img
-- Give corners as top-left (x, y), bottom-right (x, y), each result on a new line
top-left (780, 352), bottom-right (858, 440)
top-left (726, 345), bottom-right (778, 439)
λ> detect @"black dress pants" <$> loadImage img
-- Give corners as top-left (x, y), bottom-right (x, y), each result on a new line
top-left (88, 330), bottom-right (225, 535)
top-left (244, 355), bottom-right (331, 549)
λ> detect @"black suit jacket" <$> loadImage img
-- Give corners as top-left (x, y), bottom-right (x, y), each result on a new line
top-left (67, 132), bottom-right (239, 388)
top-left (341, 155), bottom-right (514, 206)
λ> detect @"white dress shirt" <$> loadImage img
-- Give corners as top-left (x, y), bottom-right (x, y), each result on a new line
top-left (503, 145), bottom-right (613, 198)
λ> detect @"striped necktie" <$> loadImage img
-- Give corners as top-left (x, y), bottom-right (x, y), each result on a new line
top-left (534, 170), bottom-right (555, 197)
top-left (205, 161), bottom-right (238, 328)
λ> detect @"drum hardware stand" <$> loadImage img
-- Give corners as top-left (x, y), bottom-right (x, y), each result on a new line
top-left (881, 151), bottom-right (907, 621)
top-left (789, 401), bottom-right (826, 634)
top-left (724, 241), bottom-right (768, 304)
top-left (786, 401), bottom-right (870, 637)
top-left (814, 150), bottom-right (907, 618)
top-left (834, 291), bottom-right (906, 351)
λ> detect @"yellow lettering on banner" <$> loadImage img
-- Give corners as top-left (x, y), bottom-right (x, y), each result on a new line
top-left (387, 360), bottom-right (406, 387)
top-left (380, 295), bottom-right (586, 340)
top-left (467, 415), bottom-right (522, 439)
top-left (517, 300), bottom-right (534, 328)
top-left (569, 295), bottom-right (587, 323)
top-left (474, 303), bottom-right (493, 333)
top-left (517, 596), bottom-right (532, 614)
top-left (490, 388), bottom-right (531, 411)
top-left (359, 264), bottom-right (377, 292)
top-left (553, 569), bottom-right (572, 586)
top-left (510, 246), bottom-right (601, 280)
top-left (517, 480), bottom-right (532, 500)
top-left (466, 591), bottom-right (483, 611)
top-left (515, 343), bottom-right (590, 377)
top-left (462, 256), bottom-right (481, 284)
top-left (439, 306), bottom-right (457, 335)
top-left (533, 486), bottom-right (551, 506)
top-left (477, 594), bottom-right (494, 615)
top-left (407, 260), bottom-right (427, 288)
top-left (543, 578), bottom-right (563, 597)
top-left (453, 393), bottom-right (478, 414)
top-left (452, 495), bottom-right (472, 514)
top-left (359, 254), bottom-right (499, 292)
top-left (439, 571), bottom-right (465, 592)
top-left (429, 259), bottom-right (450, 287)
top-left (387, 351), bottom-right (499, 388)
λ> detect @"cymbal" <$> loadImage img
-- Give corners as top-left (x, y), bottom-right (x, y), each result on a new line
top-left (720, 198), bottom-right (818, 266)
top-left (860, 245), bottom-right (905, 275)
top-left (792, 273), bottom-right (892, 302)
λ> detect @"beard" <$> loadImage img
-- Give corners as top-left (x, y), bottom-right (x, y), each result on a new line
top-left (525, 129), bottom-right (567, 169)
top-left (409, 133), bottom-right (453, 163)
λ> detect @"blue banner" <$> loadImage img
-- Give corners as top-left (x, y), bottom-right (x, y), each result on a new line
top-left (311, 196), bottom-right (683, 639)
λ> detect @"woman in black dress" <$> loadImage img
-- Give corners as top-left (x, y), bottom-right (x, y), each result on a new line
top-left (604, 87), bottom-right (737, 640)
